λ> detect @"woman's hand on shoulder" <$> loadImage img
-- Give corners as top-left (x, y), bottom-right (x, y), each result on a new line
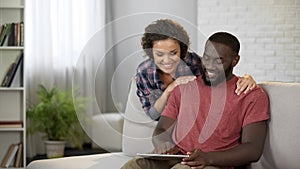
top-left (165, 75), bottom-right (196, 95)
top-left (236, 74), bottom-right (257, 95)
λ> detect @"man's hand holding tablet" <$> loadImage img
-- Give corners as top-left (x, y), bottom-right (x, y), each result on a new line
top-left (136, 153), bottom-right (189, 160)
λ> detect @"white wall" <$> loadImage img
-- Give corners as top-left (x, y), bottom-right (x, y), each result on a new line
top-left (197, 0), bottom-right (300, 83)
top-left (98, 0), bottom-right (198, 112)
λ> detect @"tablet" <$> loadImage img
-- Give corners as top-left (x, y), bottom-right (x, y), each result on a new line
top-left (136, 153), bottom-right (189, 160)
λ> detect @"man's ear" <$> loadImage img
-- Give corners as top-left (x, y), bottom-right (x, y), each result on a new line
top-left (232, 55), bottom-right (240, 67)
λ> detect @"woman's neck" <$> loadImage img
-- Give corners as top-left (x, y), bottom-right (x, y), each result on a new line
top-left (157, 70), bottom-right (174, 87)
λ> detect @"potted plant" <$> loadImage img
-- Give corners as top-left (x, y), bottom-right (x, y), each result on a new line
top-left (27, 84), bottom-right (88, 158)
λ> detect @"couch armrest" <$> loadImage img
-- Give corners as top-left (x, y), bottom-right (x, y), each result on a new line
top-left (91, 112), bottom-right (124, 152)
top-left (250, 82), bottom-right (300, 169)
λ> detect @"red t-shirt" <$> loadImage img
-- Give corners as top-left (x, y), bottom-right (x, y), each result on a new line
top-left (162, 76), bottom-right (270, 153)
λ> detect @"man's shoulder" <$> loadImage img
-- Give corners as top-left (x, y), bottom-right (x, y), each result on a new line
top-left (174, 77), bottom-right (203, 95)
top-left (244, 85), bottom-right (269, 101)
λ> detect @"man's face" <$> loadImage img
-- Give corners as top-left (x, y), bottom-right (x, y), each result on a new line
top-left (201, 41), bottom-right (238, 86)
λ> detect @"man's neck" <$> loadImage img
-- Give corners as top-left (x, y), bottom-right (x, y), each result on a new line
top-left (225, 74), bottom-right (234, 82)
top-left (201, 74), bottom-right (236, 87)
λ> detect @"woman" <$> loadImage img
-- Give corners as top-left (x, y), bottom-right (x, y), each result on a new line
top-left (136, 19), bottom-right (256, 120)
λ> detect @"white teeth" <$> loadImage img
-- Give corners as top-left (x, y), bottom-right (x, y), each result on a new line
top-left (163, 64), bottom-right (172, 68)
top-left (207, 72), bottom-right (216, 77)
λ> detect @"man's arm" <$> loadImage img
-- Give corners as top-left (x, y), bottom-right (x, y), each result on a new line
top-left (152, 116), bottom-right (180, 154)
top-left (182, 120), bottom-right (268, 167)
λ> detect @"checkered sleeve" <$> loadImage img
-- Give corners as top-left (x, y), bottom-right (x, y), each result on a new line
top-left (136, 70), bottom-right (161, 120)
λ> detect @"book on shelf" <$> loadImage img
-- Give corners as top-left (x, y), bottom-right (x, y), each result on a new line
top-left (0, 23), bottom-right (12, 46)
top-left (9, 59), bottom-right (24, 87)
top-left (7, 22), bottom-right (15, 46)
top-left (14, 142), bottom-right (23, 167)
top-left (9, 53), bottom-right (24, 87)
top-left (0, 121), bottom-right (23, 128)
top-left (0, 23), bottom-right (8, 45)
top-left (0, 52), bottom-right (24, 87)
top-left (20, 22), bottom-right (24, 46)
top-left (0, 24), bottom-right (6, 41)
top-left (0, 22), bottom-right (24, 47)
top-left (16, 22), bottom-right (21, 46)
top-left (0, 143), bottom-right (19, 168)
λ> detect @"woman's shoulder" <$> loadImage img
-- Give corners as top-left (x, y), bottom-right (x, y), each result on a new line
top-left (137, 58), bottom-right (155, 73)
top-left (184, 51), bottom-right (201, 63)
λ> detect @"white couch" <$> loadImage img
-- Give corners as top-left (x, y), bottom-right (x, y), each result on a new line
top-left (27, 80), bottom-right (300, 169)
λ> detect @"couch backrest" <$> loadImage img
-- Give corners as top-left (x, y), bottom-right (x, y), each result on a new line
top-left (250, 82), bottom-right (300, 169)
top-left (122, 78), bottom-right (157, 156)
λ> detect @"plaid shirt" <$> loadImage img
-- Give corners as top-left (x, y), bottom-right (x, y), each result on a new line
top-left (136, 52), bottom-right (203, 120)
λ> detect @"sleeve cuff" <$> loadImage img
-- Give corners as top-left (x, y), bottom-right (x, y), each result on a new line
top-left (148, 106), bottom-right (161, 121)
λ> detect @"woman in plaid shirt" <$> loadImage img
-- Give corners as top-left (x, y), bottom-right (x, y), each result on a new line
top-left (136, 19), bottom-right (256, 120)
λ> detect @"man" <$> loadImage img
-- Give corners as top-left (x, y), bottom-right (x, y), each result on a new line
top-left (122, 32), bottom-right (270, 169)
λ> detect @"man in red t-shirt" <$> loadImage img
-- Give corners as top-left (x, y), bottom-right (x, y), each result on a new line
top-left (121, 32), bottom-right (270, 169)
top-left (152, 32), bottom-right (270, 169)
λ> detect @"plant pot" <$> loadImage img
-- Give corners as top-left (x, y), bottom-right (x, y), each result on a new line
top-left (44, 140), bottom-right (66, 158)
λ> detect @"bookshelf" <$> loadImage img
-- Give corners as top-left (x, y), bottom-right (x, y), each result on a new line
top-left (0, 0), bottom-right (25, 168)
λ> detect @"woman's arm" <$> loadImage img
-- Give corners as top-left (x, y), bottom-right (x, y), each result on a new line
top-left (153, 75), bottom-right (196, 118)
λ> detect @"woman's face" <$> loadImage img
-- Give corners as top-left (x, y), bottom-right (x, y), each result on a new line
top-left (152, 39), bottom-right (181, 76)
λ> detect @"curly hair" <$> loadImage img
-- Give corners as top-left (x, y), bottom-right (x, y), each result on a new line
top-left (141, 19), bottom-right (190, 59)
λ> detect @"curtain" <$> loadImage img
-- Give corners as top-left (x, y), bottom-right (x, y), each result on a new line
top-left (25, 0), bottom-right (106, 157)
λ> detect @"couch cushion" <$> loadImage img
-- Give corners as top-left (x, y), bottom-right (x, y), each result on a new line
top-left (122, 78), bottom-right (157, 156)
top-left (27, 152), bottom-right (131, 169)
top-left (250, 82), bottom-right (300, 169)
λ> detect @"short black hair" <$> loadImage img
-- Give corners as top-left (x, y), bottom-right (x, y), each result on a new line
top-left (208, 32), bottom-right (240, 54)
